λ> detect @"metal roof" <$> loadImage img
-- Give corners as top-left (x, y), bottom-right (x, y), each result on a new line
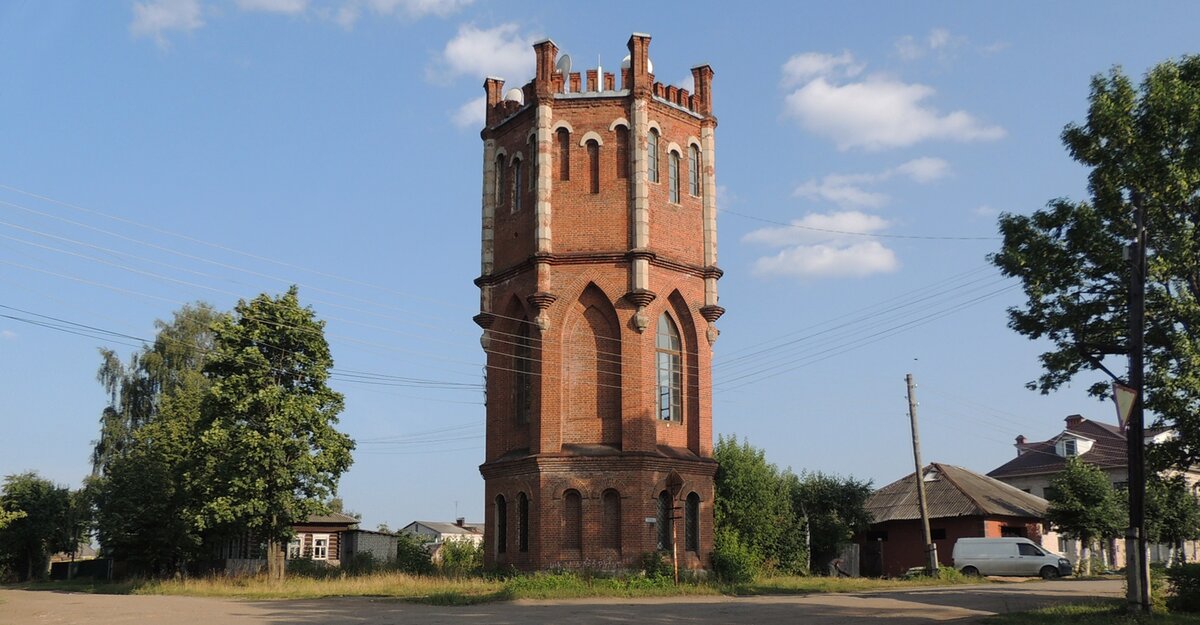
top-left (988, 417), bottom-right (1127, 479)
top-left (866, 463), bottom-right (1048, 524)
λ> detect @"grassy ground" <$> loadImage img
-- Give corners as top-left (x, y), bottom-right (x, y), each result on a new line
top-left (983, 600), bottom-right (1200, 624)
top-left (3, 572), bottom-right (978, 604)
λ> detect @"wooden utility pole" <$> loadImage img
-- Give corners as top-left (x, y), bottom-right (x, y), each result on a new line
top-left (1127, 194), bottom-right (1150, 613)
top-left (906, 373), bottom-right (937, 572)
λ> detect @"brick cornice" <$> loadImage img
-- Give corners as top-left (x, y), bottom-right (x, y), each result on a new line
top-left (476, 252), bottom-right (721, 287)
top-left (480, 452), bottom-right (718, 480)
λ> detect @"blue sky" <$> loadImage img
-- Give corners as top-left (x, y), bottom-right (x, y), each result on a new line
top-left (1, 1), bottom-right (1197, 530)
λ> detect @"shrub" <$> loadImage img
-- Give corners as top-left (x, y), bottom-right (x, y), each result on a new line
top-left (711, 528), bottom-right (760, 584)
top-left (438, 539), bottom-right (483, 578)
top-left (286, 557), bottom-right (333, 578)
top-left (395, 532), bottom-right (434, 576)
top-left (1166, 563), bottom-right (1200, 612)
top-left (640, 551), bottom-right (672, 579)
top-left (340, 552), bottom-right (379, 576)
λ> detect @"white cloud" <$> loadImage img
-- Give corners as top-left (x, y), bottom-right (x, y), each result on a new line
top-left (0, 329), bottom-right (15, 341)
top-left (332, 0), bottom-right (472, 27)
top-left (452, 94), bottom-right (486, 129)
top-left (973, 205), bottom-right (999, 217)
top-left (895, 28), bottom-right (967, 61)
top-left (744, 211), bottom-right (891, 247)
top-left (130, 0), bottom-right (204, 47)
top-left (434, 23), bottom-right (539, 83)
top-left (793, 157), bottom-right (950, 208)
top-left (895, 35), bottom-right (924, 62)
top-left (753, 241), bottom-right (899, 279)
top-left (236, 0), bottom-right (307, 13)
top-left (781, 51), bottom-right (863, 87)
top-left (783, 76), bottom-right (1005, 151)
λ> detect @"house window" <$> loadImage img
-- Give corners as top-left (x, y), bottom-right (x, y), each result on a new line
top-left (688, 145), bottom-right (701, 196)
top-left (287, 535), bottom-right (303, 559)
top-left (312, 534), bottom-right (329, 560)
top-left (616, 127), bottom-right (629, 179)
top-left (563, 490), bottom-right (582, 550)
top-left (514, 320), bottom-right (532, 424)
top-left (518, 492), bottom-right (529, 552)
top-left (647, 129), bottom-right (660, 183)
top-left (668, 151), bottom-right (680, 203)
top-left (587, 140), bottom-right (600, 194)
top-left (601, 489), bottom-right (620, 550)
top-left (495, 495), bottom-right (507, 555)
top-left (557, 128), bottom-right (570, 181)
top-left (685, 492), bottom-right (699, 552)
top-left (656, 490), bottom-right (673, 550)
top-left (513, 160), bottom-right (523, 212)
top-left (656, 313), bottom-right (683, 422)
top-left (1063, 438), bottom-right (1077, 457)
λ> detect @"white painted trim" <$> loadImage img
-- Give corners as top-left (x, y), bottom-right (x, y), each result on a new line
top-left (312, 533), bottom-right (330, 560)
top-left (646, 119), bottom-right (663, 134)
top-left (666, 141), bottom-right (682, 156)
top-left (686, 136), bottom-right (701, 151)
top-left (579, 131), bottom-right (604, 147)
top-left (494, 147), bottom-right (508, 160)
top-left (508, 151), bottom-right (524, 165)
top-left (552, 120), bottom-right (574, 133)
top-left (609, 117), bottom-right (630, 131)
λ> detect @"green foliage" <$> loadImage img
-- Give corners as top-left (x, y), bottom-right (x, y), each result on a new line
top-left (791, 471), bottom-right (873, 573)
top-left (710, 528), bottom-right (761, 584)
top-left (1166, 564), bottom-right (1200, 613)
top-left (990, 56), bottom-right (1200, 470)
top-left (437, 539), bottom-right (483, 577)
top-left (0, 472), bottom-right (88, 581)
top-left (1146, 474), bottom-right (1200, 547)
top-left (196, 287), bottom-right (354, 571)
top-left (639, 550), bottom-right (673, 578)
top-left (396, 532), bottom-right (434, 576)
top-left (1045, 458), bottom-right (1125, 574)
top-left (713, 435), bottom-right (800, 573)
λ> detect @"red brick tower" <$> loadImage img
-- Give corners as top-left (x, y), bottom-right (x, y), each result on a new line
top-left (474, 34), bottom-right (722, 571)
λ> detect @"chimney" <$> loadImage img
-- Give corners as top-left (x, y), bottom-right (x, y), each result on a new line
top-left (1064, 414), bottom-right (1085, 429)
top-left (455, 517), bottom-right (465, 528)
top-left (1015, 435), bottom-right (1027, 456)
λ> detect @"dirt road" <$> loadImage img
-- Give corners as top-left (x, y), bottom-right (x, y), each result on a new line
top-left (0, 579), bottom-right (1121, 625)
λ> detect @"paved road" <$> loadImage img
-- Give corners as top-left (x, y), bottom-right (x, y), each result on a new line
top-left (0, 579), bottom-right (1121, 625)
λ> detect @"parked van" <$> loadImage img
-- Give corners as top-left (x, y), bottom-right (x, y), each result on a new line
top-left (952, 537), bottom-right (1072, 579)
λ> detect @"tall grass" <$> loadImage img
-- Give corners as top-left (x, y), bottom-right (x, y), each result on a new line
top-left (135, 572), bottom-right (505, 602)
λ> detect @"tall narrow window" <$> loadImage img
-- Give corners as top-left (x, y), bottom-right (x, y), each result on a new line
top-left (518, 492), bottom-right (530, 552)
top-left (668, 151), bottom-right (680, 203)
top-left (685, 492), bottom-right (699, 552)
top-left (689, 145), bottom-right (701, 196)
top-left (656, 313), bottom-right (683, 422)
top-left (557, 128), bottom-right (570, 181)
top-left (513, 160), bottom-right (523, 212)
top-left (587, 140), bottom-right (600, 194)
top-left (616, 127), bottom-right (629, 179)
top-left (495, 495), bottom-right (508, 554)
top-left (495, 155), bottom-right (506, 208)
top-left (647, 129), bottom-right (660, 183)
top-left (656, 490), bottom-right (673, 550)
top-left (563, 490), bottom-right (582, 550)
top-left (514, 321), bottom-right (532, 424)
top-left (601, 489), bottom-right (621, 550)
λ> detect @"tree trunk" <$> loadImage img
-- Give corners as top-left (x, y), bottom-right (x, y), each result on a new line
top-left (267, 540), bottom-right (284, 581)
top-left (1080, 537), bottom-right (1091, 576)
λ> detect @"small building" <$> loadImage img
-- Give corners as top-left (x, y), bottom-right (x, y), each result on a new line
top-left (285, 512), bottom-right (361, 566)
top-left (400, 518), bottom-right (484, 547)
top-left (340, 529), bottom-right (400, 564)
top-left (860, 463), bottom-right (1049, 577)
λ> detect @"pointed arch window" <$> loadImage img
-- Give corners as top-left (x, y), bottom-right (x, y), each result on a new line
top-left (685, 492), bottom-right (699, 552)
top-left (668, 151), bottom-right (680, 203)
top-left (495, 495), bottom-right (508, 555)
top-left (647, 128), bottom-right (660, 183)
top-left (689, 145), bottom-right (701, 196)
top-left (514, 321), bottom-right (532, 424)
top-left (563, 490), bottom-right (582, 550)
top-left (557, 128), bottom-right (570, 181)
top-left (518, 492), bottom-right (530, 552)
top-left (656, 490), bottom-right (673, 550)
top-left (513, 159), bottom-right (523, 212)
top-left (528, 134), bottom-right (537, 190)
top-left (587, 139), bottom-right (600, 194)
top-left (495, 154), bottom-right (506, 208)
top-left (656, 313), bottom-right (683, 422)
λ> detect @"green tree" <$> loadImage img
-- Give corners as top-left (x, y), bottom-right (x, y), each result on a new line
top-left (0, 507), bottom-right (26, 530)
top-left (0, 473), bottom-right (86, 581)
top-left (89, 303), bottom-right (218, 575)
top-left (713, 435), bottom-right (802, 574)
top-left (395, 531), bottom-right (434, 575)
top-left (437, 539), bottom-right (482, 577)
top-left (791, 471), bottom-right (873, 574)
top-left (1045, 458), bottom-right (1126, 574)
top-left (1146, 474), bottom-right (1200, 562)
top-left (991, 56), bottom-right (1200, 469)
top-left (196, 287), bottom-right (354, 580)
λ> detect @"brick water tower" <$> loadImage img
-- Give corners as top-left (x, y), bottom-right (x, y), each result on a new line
top-left (473, 33), bottom-right (723, 571)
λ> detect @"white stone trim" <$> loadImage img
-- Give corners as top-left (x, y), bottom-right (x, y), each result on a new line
top-left (686, 136), bottom-right (701, 151)
top-left (646, 119), bottom-right (663, 135)
top-left (508, 151), bottom-right (524, 165)
top-left (666, 141), bottom-right (682, 156)
top-left (578, 131), bottom-right (604, 147)
top-left (609, 117), bottom-right (630, 131)
top-left (552, 120), bottom-right (574, 134)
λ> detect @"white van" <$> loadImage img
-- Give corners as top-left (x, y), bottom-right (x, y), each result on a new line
top-left (952, 537), bottom-right (1072, 579)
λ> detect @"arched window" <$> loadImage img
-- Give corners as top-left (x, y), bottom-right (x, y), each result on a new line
top-left (647, 129), bottom-right (660, 183)
top-left (563, 490), bottom-right (582, 550)
top-left (601, 489), bottom-right (621, 550)
top-left (495, 154), bottom-right (506, 208)
top-left (518, 492), bottom-right (530, 552)
top-left (689, 145), bottom-right (701, 196)
top-left (685, 492), bottom-right (699, 552)
top-left (616, 127), bottom-right (629, 179)
top-left (513, 159), bottom-right (523, 212)
top-left (656, 313), bottom-right (683, 422)
top-left (514, 320), bottom-right (532, 424)
top-left (495, 495), bottom-right (507, 555)
top-left (656, 490), bottom-right (673, 550)
top-left (668, 151), bottom-right (680, 203)
top-left (587, 140), bottom-right (600, 194)
top-left (557, 128), bottom-right (570, 181)
top-left (528, 134), bottom-right (537, 190)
